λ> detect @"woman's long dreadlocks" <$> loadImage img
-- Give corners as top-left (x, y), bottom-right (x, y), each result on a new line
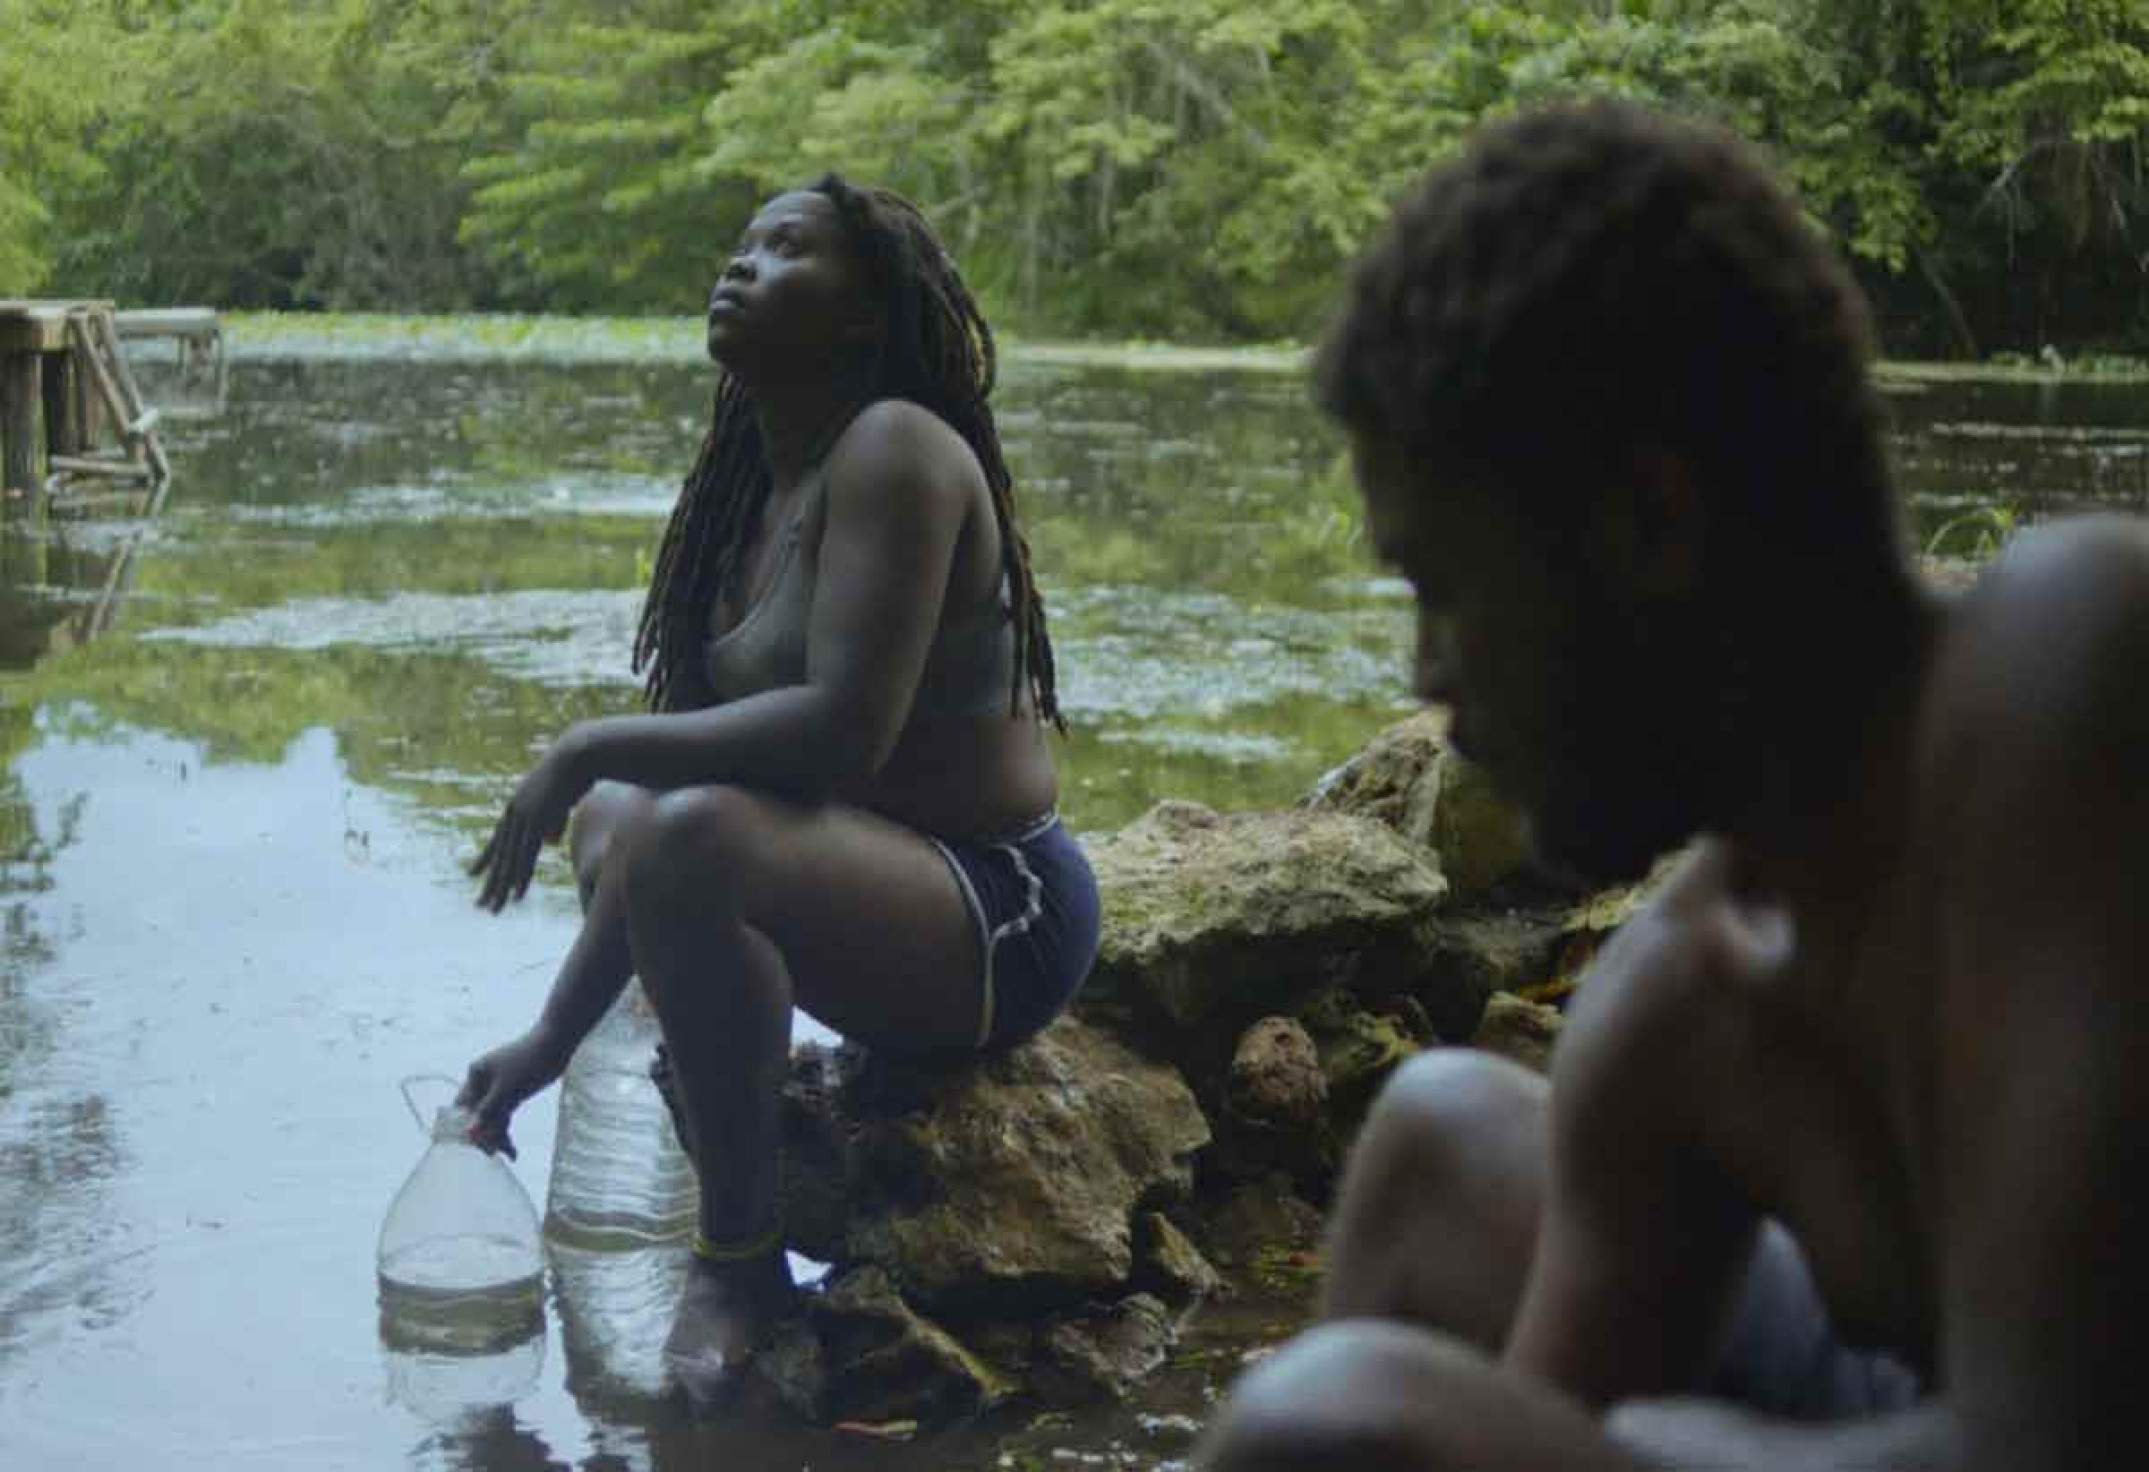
top-left (630, 176), bottom-right (1063, 734)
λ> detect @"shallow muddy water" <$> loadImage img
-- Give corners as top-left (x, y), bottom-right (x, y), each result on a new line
top-left (2, 342), bottom-right (2144, 1470)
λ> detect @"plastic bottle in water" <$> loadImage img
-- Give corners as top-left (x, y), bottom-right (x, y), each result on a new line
top-left (378, 1076), bottom-right (544, 1308)
top-left (545, 980), bottom-right (699, 1247)
top-left (550, 1235), bottom-right (690, 1406)
top-left (376, 1075), bottom-right (546, 1419)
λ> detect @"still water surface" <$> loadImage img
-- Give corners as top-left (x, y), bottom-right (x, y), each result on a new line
top-left (1, 343), bottom-right (2144, 1470)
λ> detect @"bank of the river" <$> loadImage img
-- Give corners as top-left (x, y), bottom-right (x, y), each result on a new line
top-left (220, 312), bottom-right (1312, 373)
top-left (220, 311), bottom-right (2149, 383)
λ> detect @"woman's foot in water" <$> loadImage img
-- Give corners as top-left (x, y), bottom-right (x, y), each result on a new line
top-left (664, 1241), bottom-right (795, 1400)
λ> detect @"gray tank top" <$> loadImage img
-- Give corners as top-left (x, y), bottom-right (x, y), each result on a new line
top-left (702, 465), bottom-right (1018, 716)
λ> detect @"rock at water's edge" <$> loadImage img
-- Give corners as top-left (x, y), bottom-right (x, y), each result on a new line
top-left (1300, 988), bottom-right (1424, 1130)
top-left (1227, 1016), bottom-right (1328, 1126)
top-left (1307, 710), bottom-right (1532, 898)
top-left (787, 1265), bottom-right (1012, 1426)
top-left (778, 1016), bottom-right (1210, 1322)
top-left (1033, 1293), bottom-right (1179, 1404)
top-left (1471, 991), bottom-right (1565, 1074)
top-left (1080, 800), bottom-right (1454, 1051)
top-left (1133, 1210), bottom-right (1223, 1305)
top-left (1195, 1179), bottom-right (1328, 1274)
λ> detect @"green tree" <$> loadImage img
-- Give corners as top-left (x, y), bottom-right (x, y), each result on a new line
top-left (0, 1), bottom-right (111, 292)
top-left (455, 0), bottom-right (787, 309)
top-left (44, 0), bottom-right (492, 306)
top-left (7, 0), bottom-right (2149, 349)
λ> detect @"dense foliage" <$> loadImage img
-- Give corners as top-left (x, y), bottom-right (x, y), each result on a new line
top-left (5, 0), bottom-right (2148, 351)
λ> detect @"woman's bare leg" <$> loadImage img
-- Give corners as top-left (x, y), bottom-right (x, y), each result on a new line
top-left (1197, 1321), bottom-right (1642, 1472)
top-left (567, 781), bottom-right (655, 908)
top-left (461, 784), bottom-right (657, 1151)
top-left (1319, 1049), bottom-right (1550, 1351)
top-left (610, 783), bottom-right (985, 1388)
top-left (534, 783), bottom-right (653, 1054)
top-left (1198, 1060), bottom-right (1600, 1471)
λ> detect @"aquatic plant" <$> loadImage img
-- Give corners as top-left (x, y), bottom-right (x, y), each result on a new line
top-left (1923, 504), bottom-right (2019, 560)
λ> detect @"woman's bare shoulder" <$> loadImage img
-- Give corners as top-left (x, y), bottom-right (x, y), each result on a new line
top-left (831, 398), bottom-right (982, 488)
top-left (1935, 515), bottom-right (2149, 743)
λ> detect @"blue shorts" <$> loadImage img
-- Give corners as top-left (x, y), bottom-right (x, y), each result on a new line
top-left (647, 814), bottom-right (1098, 1123)
top-left (1706, 1222), bottom-right (1925, 1419)
top-left (927, 812), bottom-right (1100, 1052)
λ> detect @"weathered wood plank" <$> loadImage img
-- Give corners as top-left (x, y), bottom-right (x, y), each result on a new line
top-left (49, 453), bottom-right (154, 480)
top-left (113, 307), bottom-right (221, 342)
top-left (91, 309), bottom-right (152, 429)
top-left (0, 312), bottom-right (70, 355)
top-left (0, 300), bottom-right (112, 354)
top-left (68, 315), bottom-right (135, 455)
top-left (2, 352), bottom-right (42, 495)
top-left (76, 347), bottom-right (103, 447)
top-left (41, 351), bottom-right (82, 457)
top-left (90, 312), bottom-right (169, 488)
top-left (53, 488), bottom-right (152, 514)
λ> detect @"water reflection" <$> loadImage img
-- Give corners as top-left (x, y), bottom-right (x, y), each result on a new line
top-left (0, 523), bottom-right (137, 672)
top-left (549, 1240), bottom-right (684, 1411)
top-left (382, 1310), bottom-right (548, 1427)
top-left (409, 1405), bottom-right (568, 1472)
top-left (1886, 377), bottom-right (2149, 536)
top-left (0, 679), bottom-right (125, 1388)
top-left (9, 356), bottom-right (1426, 842)
top-left (0, 1090), bottom-right (137, 1366)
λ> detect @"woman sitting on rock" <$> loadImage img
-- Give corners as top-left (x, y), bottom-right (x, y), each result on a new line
top-left (456, 176), bottom-right (1100, 1389)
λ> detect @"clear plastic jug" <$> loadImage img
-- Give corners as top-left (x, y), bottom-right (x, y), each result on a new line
top-left (545, 981), bottom-right (698, 1247)
top-left (377, 1075), bottom-right (544, 1336)
top-left (380, 1309), bottom-right (546, 1424)
top-left (550, 1235), bottom-right (690, 1405)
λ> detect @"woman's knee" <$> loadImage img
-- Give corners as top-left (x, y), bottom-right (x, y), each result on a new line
top-left (567, 781), bottom-right (654, 895)
top-left (615, 783), bottom-right (778, 916)
top-left (1350, 1048), bottom-right (1548, 1190)
top-left (1320, 1049), bottom-right (1550, 1339)
top-left (1198, 1322), bottom-right (1491, 1471)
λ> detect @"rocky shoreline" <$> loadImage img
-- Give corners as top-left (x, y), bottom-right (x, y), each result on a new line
top-left (743, 710), bottom-right (1658, 1427)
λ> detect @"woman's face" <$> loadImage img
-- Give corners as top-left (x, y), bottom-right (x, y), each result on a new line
top-left (705, 191), bottom-right (877, 368)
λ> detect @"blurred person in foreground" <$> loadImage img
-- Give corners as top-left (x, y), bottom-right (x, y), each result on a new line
top-left (1200, 99), bottom-right (2149, 1471)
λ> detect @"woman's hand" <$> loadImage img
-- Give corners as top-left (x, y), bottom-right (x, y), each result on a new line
top-left (456, 1028), bottom-right (573, 1159)
top-left (470, 730), bottom-right (593, 912)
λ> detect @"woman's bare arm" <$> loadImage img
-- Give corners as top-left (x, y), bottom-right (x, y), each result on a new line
top-left (567, 400), bottom-right (975, 794)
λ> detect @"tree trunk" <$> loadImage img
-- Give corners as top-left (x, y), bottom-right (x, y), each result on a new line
top-left (1916, 249), bottom-right (1980, 361)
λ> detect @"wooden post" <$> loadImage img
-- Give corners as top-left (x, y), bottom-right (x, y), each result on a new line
top-left (77, 346), bottom-right (103, 448)
top-left (2, 351), bottom-right (41, 502)
top-left (41, 351), bottom-right (83, 457)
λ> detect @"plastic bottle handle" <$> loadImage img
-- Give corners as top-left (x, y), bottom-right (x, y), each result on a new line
top-left (399, 1073), bottom-right (461, 1133)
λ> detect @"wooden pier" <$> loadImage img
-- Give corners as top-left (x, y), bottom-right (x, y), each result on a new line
top-left (0, 299), bottom-right (200, 516)
top-left (114, 306), bottom-right (228, 403)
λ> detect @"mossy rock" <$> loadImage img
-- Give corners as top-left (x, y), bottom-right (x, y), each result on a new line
top-left (1307, 710), bottom-right (1531, 898)
top-left (1079, 800), bottom-right (1451, 1051)
top-left (779, 1016), bottom-right (1210, 1322)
